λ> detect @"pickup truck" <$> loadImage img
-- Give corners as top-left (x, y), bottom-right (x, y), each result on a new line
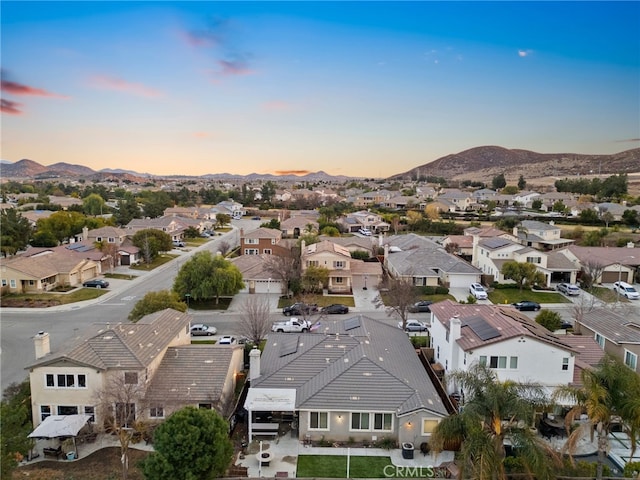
top-left (271, 318), bottom-right (312, 333)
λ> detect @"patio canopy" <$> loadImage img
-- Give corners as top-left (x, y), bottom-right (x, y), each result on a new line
top-left (29, 414), bottom-right (92, 439)
top-left (244, 388), bottom-right (296, 412)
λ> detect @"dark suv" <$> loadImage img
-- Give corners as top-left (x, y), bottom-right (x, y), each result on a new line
top-left (282, 302), bottom-right (319, 316)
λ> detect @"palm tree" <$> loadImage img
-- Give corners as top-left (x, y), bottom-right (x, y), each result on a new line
top-left (431, 363), bottom-right (560, 480)
top-left (553, 354), bottom-right (640, 480)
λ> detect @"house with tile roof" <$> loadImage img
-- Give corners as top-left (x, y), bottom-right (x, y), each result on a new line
top-left (229, 254), bottom-right (286, 294)
top-left (559, 335), bottom-right (605, 386)
top-left (246, 315), bottom-right (450, 445)
top-left (513, 220), bottom-right (574, 251)
top-left (336, 210), bottom-right (390, 234)
top-left (280, 216), bottom-right (319, 238)
top-left (383, 234), bottom-right (481, 289)
top-left (574, 307), bottom-right (640, 375)
top-left (240, 227), bottom-right (290, 256)
top-left (26, 309), bottom-right (244, 429)
top-left (429, 300), bottom-right (577, 398)
top-left (561, 245), bottom-right (640, 284)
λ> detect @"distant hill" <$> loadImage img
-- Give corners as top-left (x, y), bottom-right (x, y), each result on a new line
top-left (389, 146), bottom-right (640, 183)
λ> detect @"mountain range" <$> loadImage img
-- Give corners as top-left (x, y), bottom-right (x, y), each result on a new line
top-left (1, 146), bottom-right (639, 183)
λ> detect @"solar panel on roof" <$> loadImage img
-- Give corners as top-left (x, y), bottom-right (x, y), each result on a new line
top-left (463, 316), bottom-right (501, 341)
top-left (483, 238), bottom-right (512, 249)
top-left (344, 317), bottom-right (360, 331)
top-left (279, 336), bottom-right (299, 357)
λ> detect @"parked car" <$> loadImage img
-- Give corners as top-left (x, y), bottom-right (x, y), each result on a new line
top-left (321, 304), bottom-right (350, 314)
top-left (218, 335), bottom-right (236, 345)
top-left (190, 324), bottom-right (217, 336)
top-left (282, 302), bottom-right (319, 316)
top-left (511, 300), bottom-right (541, 311)
top-left (556, 283), bottom-right (580, 296)
top-left (398, 319), bottom-right (429, 332)
top-left (358, 228), bottom-right (372, 236)
top-left (613, 281), bottom-right (639, 300)
top-left (408, 301), bottom-right (433, 313)
top-left (469, 283), bottom-right (488, 300)
top-left (82, 279), bottom-right (109, 289)
top-left (173, 240), bottom-right (185, 247)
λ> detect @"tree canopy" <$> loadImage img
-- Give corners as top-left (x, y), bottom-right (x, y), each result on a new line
top-left (141, 406), bottom-right (233, 480)
top-left (1, 381), bottom-right (33, 477)
top-left (0, 209), bottom-right (32, 257)
top-left (173, 251), bottom-right (244, 303)
top-left (132, 229), bottom-right (173, 263)
top-left (501, 261), bottom-right (545, 291)
top-left (128, 291), bottom-right (187, 322)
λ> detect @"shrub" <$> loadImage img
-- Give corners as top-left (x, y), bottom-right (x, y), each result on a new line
top-left (421, 286), bottom-right (437, 295)
top-left (623, 461), bottom-right (640, 478)
top-left (535, 310), bottom-right (563, 332)
top-left (410, 336), bottom-right (430, 348)
top-left (435, 286), bottom-right (449, 295)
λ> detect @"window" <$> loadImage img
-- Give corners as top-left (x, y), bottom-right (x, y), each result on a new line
top-left (526, 256), bottom-right (541, 264)
top-left (594, 333), bottom-right (605, 349)
top-left (307, 260), bottom-right (319, 267)
top-left (422, 419), bottom-right (439, 435)
top-left (562, 358), bottom-right (569, 371)
top-left (245, 238), bottom-right (258, 244)
top-left (624, 350), bottom-right (638, 371)
top-left (46, 373), bottom-right (86, 389)
top-left (263, 249), bottom-right (272, 254)
top-left (124, 372), bottom-right (138, 384)
top-left (58, 405), bottom-right (78, 415)
top-left (1, 279), bottom-right (6, 286)
top-left (40, 405), bottom-right (52, 421)
top-left (309, 411), bottom-right (328, 430)
top-left (351, 413), bottom-right (370, 430)
top-left (489, 356), bottom-right (507, 369)
top-left (479, 356), bottom-right (487, 366)
top-left (335, 277), bottom-right (343, 284)
top-left (115, 403), bottom-right (136, 428)
top-left (46, 374), bottom-right (55, 387)
top-left (108, 237), bottom-right (115, 243)
top-left (373, 413), bottom-right (393, 431)
top-left (446, 330), bottom-right (449, 342)
top-left (334, 261), bottom-right (346, 269)
top-left (84, 406), bottom-right (95, 422)
top-left (244, 249), bottom-right (259, 255)
top-left (510, 356), bottom-right (518, 369)
top-left (150, 405), bottom-right (165, 418)
top-left (10, 279), bottom-right (16, 288)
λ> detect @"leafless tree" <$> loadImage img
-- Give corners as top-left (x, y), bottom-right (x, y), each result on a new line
top-left (218, 240), bottom-right (231, 256)
top-left (264, 250), bottom-right (300, 297)
top-left (94, 372), bottom-right (148, 480)
top-left (581, 260), bottom-right (605, 290)
top-left (444, 241), bottom-right (459, 255)
top-left (236, 295), bottom-right (273, 344)
top-left (373, 274), bottom-right (418, 330)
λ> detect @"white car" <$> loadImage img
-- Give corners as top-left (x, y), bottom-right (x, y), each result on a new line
top-left (556, 283), bottom-right (580, 296)
top-left (218, 335), bottom-right (236, 345)
top-left (613, 281), bottom-right (639, 300)
top-left (469, 283), bottom-right (488, 300)
top-left (358, 228), bottom-right (372, 236)
top-left (190, 324), bottom-right (217, 336)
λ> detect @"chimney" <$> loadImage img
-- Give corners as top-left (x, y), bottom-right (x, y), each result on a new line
top-left (249, 347), bottom-right (261, 381)
top-left (82, 226), bottom-right (89, 241)
top-left (34, 331), bottom-right (50, 359)
top-left (512, 227), bottom-right (518, 237)
top-left (240, 228), bottom-right (244, 242)
top-left (450, 315), bottom-right (462, 342)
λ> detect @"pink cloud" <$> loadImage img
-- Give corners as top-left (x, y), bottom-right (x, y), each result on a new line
top-left (89, 75), bottom-right (163, 98)
top-left (217, 59), bottom-right (254, 76)
top-left (1, 79), bottom-right (68, 98)
top-left (1, 98), bottom-right (24, 115)
top-left (262, 100), bottom-right (293, 112)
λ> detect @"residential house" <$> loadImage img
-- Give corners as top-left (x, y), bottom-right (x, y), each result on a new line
top-left (352, 190), bottom-right (394, 208)
top-left (245, 315), bottom-right (451, 445)
top-left (280, 216), bottom-right (319, 238)
top-left (574, 307), bottom-right (640, 375)
top-left (240, 227), bottom-right (289, 256)
top-left (594, 202), bottom-right (626, 222)
top-left (559, 335), bottom-right (605, 386)
top-left (319, 235), bottom-right (377, 256)
top-left (1, 251), bottom-right (99, 293)
top-left (511, 191), bottom-right (541, 208)
top-left (337, 210), bottom-right (389, 234)
top-left (229, 254), bottom-right (285, 294)
top-left (435, 189), bottom-right (476, 212)
top-left (429, 300), bottom-right (577, 397)
top-left (212, 200), bottom-right (245, 220)
top-left (301, 239), bottom-right (382, 293)
top-left (48, 196), bottom-right (83, 210)
top-left (26, 309), bottom-right (244, 430)
top-left (125, 215), bottom-right (204, 242)
top-left (513, 220), bottom-right (574, 251)
top-left (383, 234), bottom-right (481, 288)
top-left (75, 226), bottom-right (142, 266)
top-left (440, 235), bottom-right (474, 260)
top-left (562, 245), bottom-right (640, 284)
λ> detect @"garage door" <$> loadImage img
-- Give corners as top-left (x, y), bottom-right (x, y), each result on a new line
top-left (448, 275), bottom-right (476, 289)
top-left (253, 279), bottom-right (283, 294)
top-left (601, 271), bottom-right (622, 284)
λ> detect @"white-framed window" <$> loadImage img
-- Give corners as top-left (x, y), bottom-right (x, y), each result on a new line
top-left (422, 419), bottom-right (439, 435)
top-left (84, 406), bottom-right (95, 422)
top-left (45, 373), bottom-right (87, 389)
top-left (58, 405), bottom-right (78, 415)
top-left (594, 333), bottom-right (605, 349)
top-left (244, 238), bottom-right (258, 245)
top-left (373, 413), bottom-right (393, 431)
top-left (244, 249), bottom-right (259, 255)
top-left (10, 279), bottom-right (16, 288)
top-left (479, 355), bottom-right (487, 366)
top-left (489, 356), bottom-right (507, 369)
top-left (96, 236), bottom-right (103, 242)
top-left (510, 356), bottom-right (518, 369)
top-left (271, 239), bottom-right (276, 245)
top-left (350, 412), bottom-right (393, 432)
top-left (150, 405), bottom-right (165, 418)
top-left (562, 358), bottom-right (569, 371)
top-left (526, 256), bottom-right (541, 264)
top-left (334, 261), bottom-right (346, 269)
top-left (40, 405), bottom-right (52, 421)
top-left (335, 277), bottom-right (344, 284)
top-left (2, 279), bottom-right (7, 286)
top-left (108, 237), bottom-right (115, 243)
top-left (351, 412), bottom-right (369, 430)
top-left (263, 249), bottom-right (272, 254)
top-left (309, 411), bottom-right (328, 430)
top-left (624, 350), bottom-right (638, 371)
top-left (307, 261), bottom-right (319, 267)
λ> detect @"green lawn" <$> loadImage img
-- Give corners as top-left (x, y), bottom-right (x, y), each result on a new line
top-left (296, 455), bottom-right (393, 478)
top-left (589, 285), bottom-right (626, 303)
top-left (103, 272), bottom-right (136, 280)
top-left (488, 288), bottom-right (571, 305)
top-left (278, 295), bottom-right (356, 309)
top-left (1, 288), bottom-right (106, 307)
top-left (129, 254), bottom-right (178, 271)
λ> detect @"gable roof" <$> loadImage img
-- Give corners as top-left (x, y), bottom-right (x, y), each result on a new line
top-left (430, 300), bottom-right (576, 353)
top-left (145, 344), bottom-right (239, 403)
top-left (2, 250), bottom-right (96, 278)
top-left (253, 315), bottom-right (449, 417)
top-left (577, 307), bottom-right (640, 345)
top-left (566, 245), bottom-right (640, 267)
top-left (27, 308), bottom-right (191, 371)
top-left (243, 227), bottom-right (282, 240)
top-left (304, 240), bottom-right (351, 258)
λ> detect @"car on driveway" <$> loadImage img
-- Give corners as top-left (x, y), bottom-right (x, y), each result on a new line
top-left (469, 283), bottom-right (488, 300)
top-left (282, 302), bottom-right (319, 316)
top-left (218, 335), bottom-right (236, 344)
top-left (321, 304), bottom-right (350, 314)
top-left (408, 301), bottom-right (433, 313)
top-left (82, 279), bottom-right (109, 289)
top-left (512, 300), bottom-right (541, 311)
top-left (172, 240), bottom-right (185, 247)
top-left (398, 319), bottom-right (429, 332)
top-left (190, 324), bottom-right (217, 336)
top-left (556, 283), bottom-right (580, 296)
top-left (613, 281), bottom-right (639, 300)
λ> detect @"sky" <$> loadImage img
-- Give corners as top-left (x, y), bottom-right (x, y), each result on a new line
top-left (1, 1), bottom-right (639, 178)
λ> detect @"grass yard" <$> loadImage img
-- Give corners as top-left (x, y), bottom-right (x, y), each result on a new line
top-left (130, 254), bottom-right (178, 271)
top-left (488, 288), bottom-right (570, 305)
top-left (278, 295), bottom-right (355, 309)
top-left (0, 288), bottom-right (106, 308)
top-left (297, 455), bottom-right (393, 478)
top-left (103, 272), bottom-right (136, 280)
top-left (589, 285), bottom-right (628, 303)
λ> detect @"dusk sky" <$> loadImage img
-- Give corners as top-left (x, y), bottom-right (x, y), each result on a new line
top-left (2, 1), bottom-right (639, 178)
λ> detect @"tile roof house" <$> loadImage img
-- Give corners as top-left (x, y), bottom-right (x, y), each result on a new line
top-left (513, 220), bottom-right (574, 251)
top-left (383, 234), bottom-right (481, 289)
top-left (229, 254), bottom-right (286, 295)
top-left (240, 227), bottom-right (290, 256)
top-left (75, 226), bottom-right (142, 267)
top-left (574, 307), bottom-right (640, 375)
top-left (559, 335), bottom-right (606, 386)
top-left (337, 210), bottom-right (390, 234)
top-left (429, 301), bottom-right (577, 398)
top-left (246, 315), bottom-right (450, 445)
top-left (26, 309), bottom-right (244, 430)
top-left (561, 245), bottom-right (640, 284)
top-left (280, 216), bottom-right (319, 238)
